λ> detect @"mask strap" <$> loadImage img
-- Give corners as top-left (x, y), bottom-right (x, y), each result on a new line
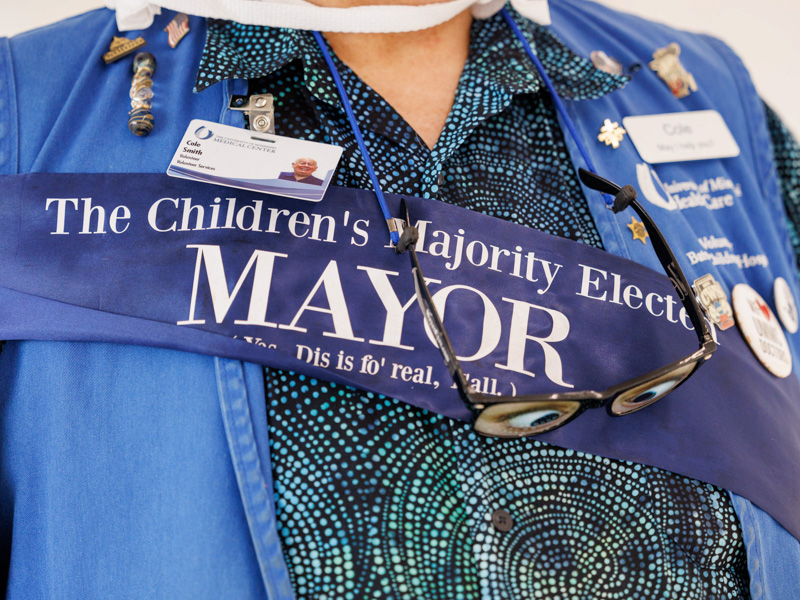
top-left (108, 0), bottom-right (547, 33)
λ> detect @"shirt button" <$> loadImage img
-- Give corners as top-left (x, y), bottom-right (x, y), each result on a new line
top-left (437, 171), bottom-right (444, 186)
top-left (491, 508), bottom-right (514, 532)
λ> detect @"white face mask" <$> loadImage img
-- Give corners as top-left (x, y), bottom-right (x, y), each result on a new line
top-left (106, 0), bottom-right (550, 33)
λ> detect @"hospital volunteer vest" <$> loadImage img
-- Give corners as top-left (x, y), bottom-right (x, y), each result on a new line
top-left (1, 0), bottom-right (799, 540)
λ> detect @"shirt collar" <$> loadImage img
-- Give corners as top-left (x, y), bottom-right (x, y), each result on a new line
top-left (194, 9), bottom-right (628, 102)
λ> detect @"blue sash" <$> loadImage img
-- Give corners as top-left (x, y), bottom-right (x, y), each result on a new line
top-left (2, 172), bottom-right (800, 540)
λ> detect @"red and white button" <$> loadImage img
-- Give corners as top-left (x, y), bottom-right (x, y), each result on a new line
top-left (731, 283), bottom-right (792, 378)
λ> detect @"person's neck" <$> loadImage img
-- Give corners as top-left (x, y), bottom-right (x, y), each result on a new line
top-left (323, 11), bottom-right (472, 149)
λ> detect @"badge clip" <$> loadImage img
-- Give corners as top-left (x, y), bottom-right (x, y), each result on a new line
top-left (229, 94), bottom-right (275, 133)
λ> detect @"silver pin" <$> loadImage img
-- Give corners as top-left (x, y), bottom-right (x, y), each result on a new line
top-left (590, 50), bottom-right (623, 76)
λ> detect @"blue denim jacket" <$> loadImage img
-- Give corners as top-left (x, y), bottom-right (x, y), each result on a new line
top-left (1, 4), bottom-right (799, 598)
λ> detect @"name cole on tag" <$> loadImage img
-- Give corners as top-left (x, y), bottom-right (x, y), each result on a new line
top-left (622, 110), bottom-right (740, 164)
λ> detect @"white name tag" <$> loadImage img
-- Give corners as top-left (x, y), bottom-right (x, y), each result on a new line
top-left (167, 119), bottom-right (343, 202)
top-left (622, 110), bottom-right (740, 164)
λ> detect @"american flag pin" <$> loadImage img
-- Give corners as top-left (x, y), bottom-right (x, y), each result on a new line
top-left (165, 13), bottom-right (190, 49)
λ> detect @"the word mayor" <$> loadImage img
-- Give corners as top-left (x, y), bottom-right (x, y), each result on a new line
top-left (175, 245), bottom-right (698, 390)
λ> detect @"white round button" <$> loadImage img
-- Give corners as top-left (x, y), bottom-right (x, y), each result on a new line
top-left (773, 276), bottom-right (799, 334)
top-left (731, 283), bottom-right (792, 378)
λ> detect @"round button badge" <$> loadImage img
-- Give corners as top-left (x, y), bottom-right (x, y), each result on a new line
top-left (773, 276), bottom-right (799, 334)
top-left (731, 283), bottom-right (792, 378)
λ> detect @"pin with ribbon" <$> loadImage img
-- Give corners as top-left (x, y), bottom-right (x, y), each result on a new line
top-left (128, 52), bottom-right (156, 136)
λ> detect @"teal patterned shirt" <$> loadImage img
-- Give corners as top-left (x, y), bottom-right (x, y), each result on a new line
top-left (190, 10), bottom-right (800, 598)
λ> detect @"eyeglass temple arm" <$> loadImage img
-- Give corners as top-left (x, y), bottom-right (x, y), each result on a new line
top-left (395, 199), bottom-right (475, 399)
top-left (578, 169), bottom-right (714, 344)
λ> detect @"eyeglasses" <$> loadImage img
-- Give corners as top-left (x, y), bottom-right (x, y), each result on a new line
top-left (395, 169), bottom-right (717, 438)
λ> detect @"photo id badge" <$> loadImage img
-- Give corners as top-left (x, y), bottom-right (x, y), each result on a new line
top-left (167, 119), bottom-right (343, 202)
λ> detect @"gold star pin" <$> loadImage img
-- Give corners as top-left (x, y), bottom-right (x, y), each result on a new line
top-left (627, 216), bottom-right (649, 244)
top-left (597, 119), bottom-right (627, 149)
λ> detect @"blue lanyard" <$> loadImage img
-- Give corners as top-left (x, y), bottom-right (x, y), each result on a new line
top-left (312, 8), bottom-right (611, 245)
top-left (498, 9), bottom-right (605, 196)
top-left (311, 30), bottom-right (400, 246)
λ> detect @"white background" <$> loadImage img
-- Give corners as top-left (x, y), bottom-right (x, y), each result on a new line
top-left (2, 1), bottom-right (799, 134)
